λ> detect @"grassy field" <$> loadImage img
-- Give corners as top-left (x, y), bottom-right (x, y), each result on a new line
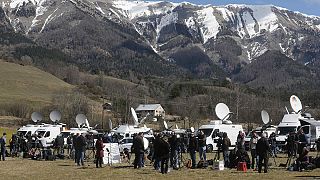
top-left (0, 60), bottom-right (73, 105)
top-left (1, 153), bottom-right (320, 179)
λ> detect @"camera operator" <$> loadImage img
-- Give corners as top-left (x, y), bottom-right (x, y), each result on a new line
top-left (250, 132), bottom-right (258, 170)
top-left (286, 132), bottom-right (296, 158)
top-left (198, 130), bottom-right (207, 161)
top-left (188, 132), bottom-right (198, 169)
top-left (214, 133), bottom-right (223, 160)
top-left (297, 129), bottom-right (307, 158)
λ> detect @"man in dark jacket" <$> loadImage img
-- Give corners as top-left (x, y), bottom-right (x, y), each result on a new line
top-left (158, 135), bottom-right (170, 174)
top-left (0, 133), bottom-right (6, 161)
top-left (297, 129), bottom-right (307, 158)
top-left (256, 133), bottom-right (270, 173)
top-left (222, 132), bottom-right (231, 167)
top-left (168, 132), bottom-right (180, 169)
top-left (153, 133), bottom-right (161, 170)
top-left (74, 133), bottom-right (87, 166)
top-left (133, 132), bottom-right (144, 169)
top-left (188, 133), bottom-right (198, 168)
top-left (198, 130), bottom-right (207, 161)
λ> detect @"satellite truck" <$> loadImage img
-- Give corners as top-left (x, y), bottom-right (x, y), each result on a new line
top-left (198, 103), bottom-right (243, 152)
top-left (244, 110), bottom-right (277, 150)
top-left (60, 114), bottom-right (98, 145)
top-left (17, 112), bottom-right (45, 137)
top-left (111, 108), bottom-right (152, 152)
top-left (276, 95), bottom-right (320, 149)
top-left (34, 111), bottom-right (66, 147)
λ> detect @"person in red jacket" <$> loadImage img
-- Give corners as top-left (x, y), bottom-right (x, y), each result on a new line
top-left (95, 137), bottom-right (105, 168)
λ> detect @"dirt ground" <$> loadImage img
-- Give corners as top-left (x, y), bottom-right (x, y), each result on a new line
top-left (1, 152), bottom-right (320, 180)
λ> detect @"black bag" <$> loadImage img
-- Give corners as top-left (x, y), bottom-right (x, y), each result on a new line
top-left (207, 159), bottom-right (214, 165)
top-left (46, 155), bottom-right (56, 161)
top-left (197, 160), bottom-right (208, 168)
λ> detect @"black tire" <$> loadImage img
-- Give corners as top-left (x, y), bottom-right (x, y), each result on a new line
top-left (207, 145), bottom-right (213, 153)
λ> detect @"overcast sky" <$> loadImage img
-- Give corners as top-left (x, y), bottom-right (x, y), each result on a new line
top-left (152, 0), bottom-right (320, 16)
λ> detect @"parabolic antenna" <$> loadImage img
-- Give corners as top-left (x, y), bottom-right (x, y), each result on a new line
top-left (215, 103), bottom-right (230, 120)
top-left (76, 114), bottom-right (87, 127)
top-left (190, 127), bottom-right (195, 133)
top-left (290, 95), bottom-right (302, 113)
top-left (131, 107), bottom-right (139, 125)
top-left (175, 124), bottom-right (179, 129)
top-left (50, 111), bottom-right (61, 123)
top-left (31, 112), bottom-right (43, 123)
top-left (261, 110), bottom-right (270, 125)
top-left (164, 120), bottom-right (168, 130)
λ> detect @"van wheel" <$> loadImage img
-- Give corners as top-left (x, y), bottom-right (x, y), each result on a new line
top-left (207, 145), bottom-right (213, 153)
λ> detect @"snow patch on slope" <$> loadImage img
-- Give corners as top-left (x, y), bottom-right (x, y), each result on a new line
top-left (156, 12), bottom-right (178, 40)
top-left (197, 7), bottom-right (220, 43)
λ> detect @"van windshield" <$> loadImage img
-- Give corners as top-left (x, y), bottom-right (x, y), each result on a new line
top-left (277, 127), bottom-right (296, 135)
top-left (200, 129), bottom-right (213, 137)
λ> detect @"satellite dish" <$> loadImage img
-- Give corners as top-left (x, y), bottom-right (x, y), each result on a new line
top-left (50, 111), bottom-right (61, 123)
top-left (290, 95), bottom-right (302, 113)
top-left (31, 112), bottom-right (43, 123)
top-left (131, 107), bottom-right (139, 126)
top-left (163, 120), bottom-right (168, 130)
top-left (108, 119), bottom-right (113, 130)
top-left (143, 137), bottom-right (149, 150)
top-left (175, 124), bottom-right (179, 129)
top-left (261, 110), bottom-right (270, 125)
top-left (76, 114), bottom-right (87, 128)
top-left (215, 103), bottom-right (230, 120)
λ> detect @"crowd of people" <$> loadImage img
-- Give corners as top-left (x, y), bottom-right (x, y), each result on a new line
top-left (0, 128), bottom-right (319, 173)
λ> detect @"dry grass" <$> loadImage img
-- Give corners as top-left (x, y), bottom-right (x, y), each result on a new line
top-left (1, 153), bottom-right (320, 179)
top-left (0, 61), bottom-right (73, 105)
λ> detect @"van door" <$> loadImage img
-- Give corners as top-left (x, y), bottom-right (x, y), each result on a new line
top-left (299, 125), bottom-right (311, 144)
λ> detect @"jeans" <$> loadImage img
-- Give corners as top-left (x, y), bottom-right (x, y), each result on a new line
top-left (223, 150), bottom-right (229, 167)
top-left (76, 150), bottom-right (84, 166)
top-left (170, 150), bottom-right (179, 168)
top-left (154, 157), bottom-right (161, 170)
top-left (251, 149), bottom-right (257, 169)
top-left (199, 146), bottom-right (207, 161)
top-left (189, 150), bottom-right (196, 168)
top-left (1, 147), bottom-right (5, 161)
top-left (258, 154), bottom-right (268, 173)
top-left (134, 152), bottom-right (143, 168)
top-left (161, 158), bottom-right (169, 174)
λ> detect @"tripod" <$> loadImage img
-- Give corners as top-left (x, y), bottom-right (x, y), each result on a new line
top-left (214, 149), bottom-right (221, 161)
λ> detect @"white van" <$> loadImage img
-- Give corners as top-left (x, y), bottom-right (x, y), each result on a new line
top-left (35, 124), bottom-right (66, 147)
top-left (199, 120), bottom-right (243, 152)
top-left (17, 124), bottom-right (44, 137)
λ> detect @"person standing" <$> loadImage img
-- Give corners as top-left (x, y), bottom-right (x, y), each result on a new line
top-left (133, 132), bottom-right (144, 169)
top-left (198, 130), bottom-right (207, 161)
top-left (95, 137), bottom-right (105, 168)
top-left (256, 133), bottom-right (270, 173)
top-left (0, 133), bottom-right (6, 161)
top-left (249, 132), bottom-right (258, 170)
top-left (297, 129), bottom-right (307, 158)
top-left (158, 135), bottom-right (170, 174)
top-left (188, 133), bottom-right (198, 168)
top-left (222, 132), bottom-right (231, 167)
top-left (168, 132), bottom-right (179, 169)
top-left (269, 132), bottom-right (277, 157)
top-left (237, 131), bottom-right (245, 150)
top-left (153, 133), bottom-right (161, 170)
top-left (75, 133), bottom-right (87, 166)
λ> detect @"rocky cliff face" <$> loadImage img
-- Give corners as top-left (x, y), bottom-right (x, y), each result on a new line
top-left (1, 0), bottom-right (320, 83)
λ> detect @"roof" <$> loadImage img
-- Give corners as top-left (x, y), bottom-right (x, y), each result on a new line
top-left (136, 104), bottom-right (162, 111)
top-left (301, 119), bottom-right (320, 126)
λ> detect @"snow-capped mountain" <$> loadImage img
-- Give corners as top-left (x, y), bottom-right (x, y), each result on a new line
top-left (1, 0), bottom-right (320, 78)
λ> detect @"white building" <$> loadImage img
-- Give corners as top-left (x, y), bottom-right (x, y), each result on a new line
top-left (135, 104), bottom-right (165, 117)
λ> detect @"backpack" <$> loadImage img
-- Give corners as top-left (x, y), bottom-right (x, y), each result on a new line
top-left (185, 159), bottom-right (192, 168)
